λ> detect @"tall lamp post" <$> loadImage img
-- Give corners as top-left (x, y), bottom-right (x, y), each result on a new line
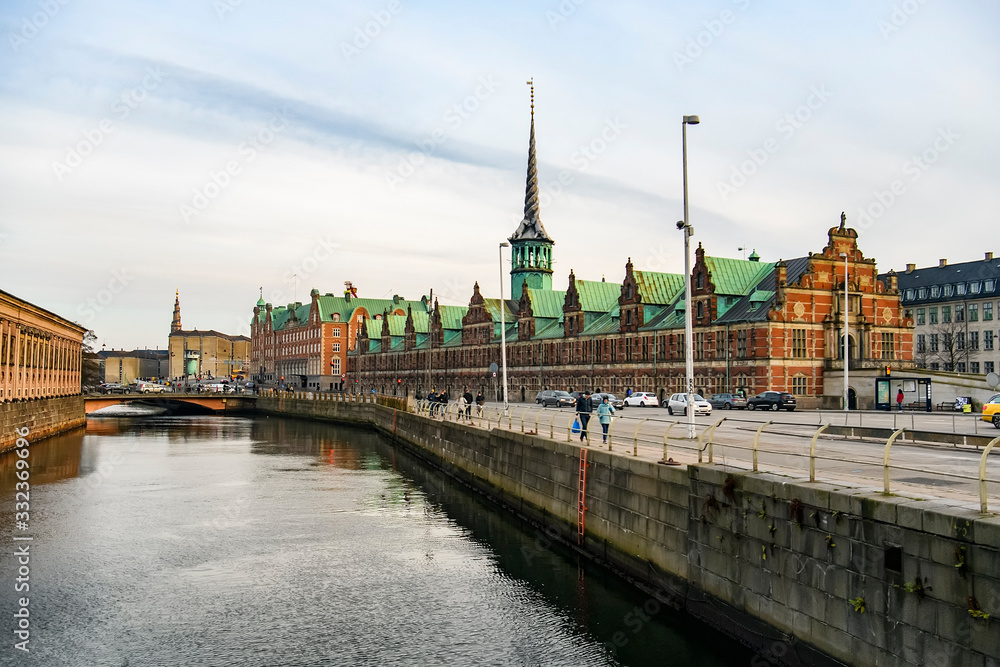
top-left (680, 114), bottom-right (699, 439)
top-left (840, 251), bottom-right (849, 411)
top-left (499, 242), bottom-right (510, 414)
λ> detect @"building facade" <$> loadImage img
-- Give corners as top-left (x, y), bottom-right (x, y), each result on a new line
top-left (99, 349), bottom-right (169, 383)
top-left (889, 253), bottom-right (1000, 375)
top-left (0, 288), bottom-right (85, 402)
top-left (167, 292), bottom-right (250, 379)
top-left (252, 105), bottom-right (914, 406)
top-left (249, 288), bottom-right (428, 390)
top-left (346, 108), bottom-right (913, 407)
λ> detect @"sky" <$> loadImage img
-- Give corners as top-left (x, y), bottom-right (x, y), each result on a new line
top-left (1, 0), bottom-right (997, 350)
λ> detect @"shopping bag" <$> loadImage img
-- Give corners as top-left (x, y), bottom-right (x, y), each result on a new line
top-left (571, 418), bottom-right (581, 434)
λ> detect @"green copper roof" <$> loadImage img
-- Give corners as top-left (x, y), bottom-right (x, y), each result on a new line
top-left (633, 271), bottom-right (685, 305)
top-left (437, 305), bottom-right (467, 330)
top-left (575, 280), bottom-right (620, 312)
top-left (533, 319), bottom-right (565, 339)
top-left (483, 298), bottom-right (518, 323)
top-left (704, 257), bottom-right (775, 296)
top-left (526, 288), bottom-right (566, 319)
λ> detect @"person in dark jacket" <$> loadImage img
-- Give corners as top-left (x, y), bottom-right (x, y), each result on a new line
top-left (475, 391), bottom-right (486, 416)
top-left (463, 389), bottom-right (474, 418)
top-left (575, 391), bottom-right (593, 442)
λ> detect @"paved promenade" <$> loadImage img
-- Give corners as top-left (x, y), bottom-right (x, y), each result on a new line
top-left (426, 400), bottom-right (1000, 513)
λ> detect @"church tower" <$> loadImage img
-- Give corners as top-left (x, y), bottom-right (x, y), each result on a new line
top-left (509, 80), bottom-right (554, 297)
top-left (171, 290), bottom-right (182, 333)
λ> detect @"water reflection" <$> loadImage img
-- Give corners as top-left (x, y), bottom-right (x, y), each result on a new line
top-left (0, 415), bottom-right (749, 666)
top-left (0, 426), bottom-right (83, 492)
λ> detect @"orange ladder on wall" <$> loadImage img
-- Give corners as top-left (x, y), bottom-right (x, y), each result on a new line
top-left (577, 447), bottom-right (588, 545)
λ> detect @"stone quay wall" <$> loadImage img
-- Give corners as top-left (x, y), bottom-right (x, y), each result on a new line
top-left (0, 395), bottom-right (85, 453)
top-left (256, 396), bottom-right (1000, 667)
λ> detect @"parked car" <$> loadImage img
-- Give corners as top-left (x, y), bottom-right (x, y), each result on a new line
top-left (748, 391), bottom-right (796, 411)
top-left (590, 393), bottom-right (625, 409)
top-left (708, 393), bottom-right (747, 410)
top-left (624, 392), bottom-right (659, 407)
top-left (663, 393), bottom-right (712, 416)
top-left (137, 382), bottom-right (166, 394)
top-left (535, 390), bottom-right (575, 407)
top-left (100, 383), bottom-right (129, 395)
top-left (982, 393), bottom-right (1000, 427)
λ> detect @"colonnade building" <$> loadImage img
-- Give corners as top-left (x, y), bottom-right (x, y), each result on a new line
top-left (0, 289), bottom-right (85, 401)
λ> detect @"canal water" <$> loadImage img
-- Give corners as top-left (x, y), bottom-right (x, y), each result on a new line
top-left (1, 414), bottom-right (751, 666)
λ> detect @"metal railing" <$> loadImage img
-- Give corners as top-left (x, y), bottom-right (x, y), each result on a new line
top-left (276, 394), bottom-right (1000, 513)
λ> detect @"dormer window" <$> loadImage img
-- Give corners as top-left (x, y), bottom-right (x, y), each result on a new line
top-left (696, 272), bottom-right (704, 290)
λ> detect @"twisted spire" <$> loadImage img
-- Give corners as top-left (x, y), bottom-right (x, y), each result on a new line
top-left (522, 78), bottom-right (539, 223)
top-left (509, 79), bottom-right (552, 243)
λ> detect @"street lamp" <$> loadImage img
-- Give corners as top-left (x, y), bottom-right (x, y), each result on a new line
top-left (499, 242), bottom-right (510, 414)
top-left (840, 251), bottom-right (849, 411)
top-left (680, 114), bottom-right (699, 439)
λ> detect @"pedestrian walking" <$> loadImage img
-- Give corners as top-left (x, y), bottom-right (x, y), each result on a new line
top-left (576, 390), bottom-right (593, 442)
top-left (896, 387), bottom-right (904, 412)
top-left (596, 396), bottom-right (615, 444)
top-left (457, 394), bottom-right (468, 421)
top-left (475, 391), bottom-right (485, 417)
top-left (463, 388), bottom-right (474, 419)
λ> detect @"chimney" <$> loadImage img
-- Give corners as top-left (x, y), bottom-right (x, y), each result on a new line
top-left (905, 263), bottom-right (916, 273)
top-left (939, 259), bottom-right (947, 267)
top-left (987, 252), bottom-right (994, 261)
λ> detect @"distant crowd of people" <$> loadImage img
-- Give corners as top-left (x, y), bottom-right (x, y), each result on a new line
top-left (426, 388), bottom-right (486, 419)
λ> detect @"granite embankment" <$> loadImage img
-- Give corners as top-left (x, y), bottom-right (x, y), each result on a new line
top-left (259, 396), bottom-right (999, 667)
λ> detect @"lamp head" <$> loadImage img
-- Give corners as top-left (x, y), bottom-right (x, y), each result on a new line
top-left (500, 242), bottom-right (510, 248)
top-left (676, 220), bottom-right (686, 230)
top-left (683, 115), bottom-right (700, 125)
top-left (839, 252), bottom-right (847, 258)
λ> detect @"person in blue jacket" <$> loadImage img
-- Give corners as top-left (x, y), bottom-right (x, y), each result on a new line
top-left (596, 396), bottom-right (615, 444)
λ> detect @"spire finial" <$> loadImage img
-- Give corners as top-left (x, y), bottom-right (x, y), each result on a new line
top-left (527, 78), bottom-right (534, 117)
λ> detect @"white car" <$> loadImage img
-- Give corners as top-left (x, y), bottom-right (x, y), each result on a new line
top-left (663, 393), bottom-right (713, 416)
top-left (624, 392), bottom-right (659, 407)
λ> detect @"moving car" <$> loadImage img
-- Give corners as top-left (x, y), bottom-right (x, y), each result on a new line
top-left (708, 393), bottom-right (747, 410)
top-left (536, 390), bottom-right (575, 407)
top-left (663, 393), bottom-right (712, 416)
top-left (100, 383), bottom-right (129, 394)
top-left (748, 391), bottom-right (796, 411)
top-left (982, 393), bottom-right (1000, 428)
top-left (137, 382), bottom-right (166, 394)
top-left (624, 392), bottom-right (659, 407)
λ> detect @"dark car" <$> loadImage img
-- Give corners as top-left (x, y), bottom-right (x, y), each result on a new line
top-left (100, 383), bottom-right (130, 395)
top-left (535, 390), bottom-right (575, 407)
top-left (590, 393), bottom-right (625, 409)
top-left (709, 393), bottom-right (748, 410)
top-left (748, 391), bottom-right (796, 411)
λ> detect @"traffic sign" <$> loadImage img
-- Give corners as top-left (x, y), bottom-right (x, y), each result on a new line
top-left (489, 363), bottom-right (498, 374)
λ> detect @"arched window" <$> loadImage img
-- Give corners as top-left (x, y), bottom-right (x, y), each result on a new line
top-left (696, 272), bottom-right (704, 290)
